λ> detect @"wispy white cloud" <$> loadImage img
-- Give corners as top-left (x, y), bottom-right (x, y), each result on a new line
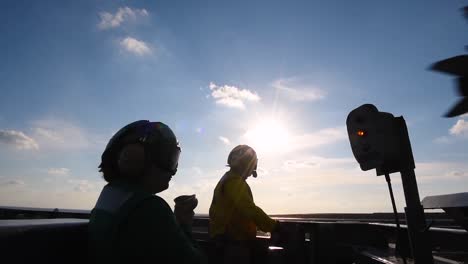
top-left (444, 170), bottom-right (468, 178)
top-left (281, 155), bottom-right (355, 171)
top-left (273, 78), bottom-right (325, 102)
top-left (47, 168), bottom-right (70, 176)
top-left (0, 175), bottom-right (105, 209)
top-left (0, 179), bottom-right (25, 186)
top-left (35, 127), bottom-right (63, 143)
top-left (256, 166), bottom-right (269, 176)
top-left (98, 6), bottom-right (148, 30)
top-left (32, 119), bottom-right (92, 150)
top-left (68, 179), bottom-right (95, 193)
top-left (0, 186), bottom-right (103, 209)
top-left (218, 136), bottom-right (231, 145)
top-left (176, 166), bottom-right (205, 178)
top-left (413, 161), bottom-right (468, 182)
top-left (288, 126), bottom-right (348, 152)
top-left (120, 37), bottom-right (151, 56)
top-left (209, 82), bottom-right (260, 109)
top-left (435, 116), bottom-right (468, 143)
top-left (433, 136), bottom-right (452, 144)
top-left (449, 119), bottom-right (468, 137)
top-left (0, 129), bottom-right (39, 150)
top-left (283, 159), bottom-right (319, 170)
top-left (191, 167), bottom-right (203, 176)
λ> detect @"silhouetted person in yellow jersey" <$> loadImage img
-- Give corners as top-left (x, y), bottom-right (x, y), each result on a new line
top-left (209, 145), bottom-right (278, 264)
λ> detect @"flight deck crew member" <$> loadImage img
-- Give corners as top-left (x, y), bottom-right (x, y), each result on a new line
top-left (88, 120), bottom-right (204, 263)
top-left (209, 145), bottom-right (279, 264)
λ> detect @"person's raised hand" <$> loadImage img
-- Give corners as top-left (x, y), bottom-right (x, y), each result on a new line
top-left (174, 195), bottom-right (198, 227)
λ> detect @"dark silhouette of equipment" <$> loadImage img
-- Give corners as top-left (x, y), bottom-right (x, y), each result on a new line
top-left (431, 6), bottom-right (468, 117)
top-left (432, 55), bottom-right (468, 117)
top-left (347, 104), bottom-right (434, 264)
top-left (422, 192), bottom-right (468, 232)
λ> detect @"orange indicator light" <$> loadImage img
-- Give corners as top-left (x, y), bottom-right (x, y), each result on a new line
top-left (357, 130), bottom-right (366, 137)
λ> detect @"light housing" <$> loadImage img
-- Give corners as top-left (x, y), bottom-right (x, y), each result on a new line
top-left (346, 104), bottom-right (400, 172)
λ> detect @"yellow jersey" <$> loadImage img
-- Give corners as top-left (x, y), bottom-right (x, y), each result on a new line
top-left (209, 171), bottom-right (277, 240)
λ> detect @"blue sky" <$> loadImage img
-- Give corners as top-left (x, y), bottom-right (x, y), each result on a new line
top-left (0, 0), bottom-right (467, 214)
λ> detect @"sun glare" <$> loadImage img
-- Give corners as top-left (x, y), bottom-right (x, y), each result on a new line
top-left (244, 119), bottom-right (290, 155)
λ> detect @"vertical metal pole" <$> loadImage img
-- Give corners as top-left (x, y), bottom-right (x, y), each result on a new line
top-left (400, 169), bottom-right (433, 263)
top-left (396, 118), bottom-right (433, 264)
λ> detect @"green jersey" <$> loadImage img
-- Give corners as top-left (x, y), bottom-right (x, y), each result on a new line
top-left (88, 181), bottom-right (204, 263)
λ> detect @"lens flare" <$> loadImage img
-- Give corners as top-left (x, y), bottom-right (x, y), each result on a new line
top-left (244, 119), bottom-right (290, 155)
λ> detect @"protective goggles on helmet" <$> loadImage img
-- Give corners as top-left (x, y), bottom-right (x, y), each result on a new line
top-left (146, 140), bottom-right (181, 175)
top-left (102, 120), bottom-right (181, 175)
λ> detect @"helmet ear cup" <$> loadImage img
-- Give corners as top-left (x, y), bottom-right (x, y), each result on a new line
top-left (117, 143), bottom-right (146, 176)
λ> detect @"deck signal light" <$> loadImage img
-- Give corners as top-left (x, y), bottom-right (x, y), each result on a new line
top-left (346, 104), bottom-right (400, 173)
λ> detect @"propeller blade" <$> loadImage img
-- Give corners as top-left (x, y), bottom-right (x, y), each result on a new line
top-left (445, 98), bottom-right (468, 117)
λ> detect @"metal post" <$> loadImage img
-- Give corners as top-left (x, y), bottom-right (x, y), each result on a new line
top-left (401, 169), bottom-right (433, 263)
top-left (396, 117), bottom-right (433, 264)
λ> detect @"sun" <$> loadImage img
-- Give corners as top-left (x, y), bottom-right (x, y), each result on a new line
top-left (244, 118), bottom-right (290, 155)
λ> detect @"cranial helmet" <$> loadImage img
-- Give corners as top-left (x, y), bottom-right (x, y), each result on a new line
top-left (100, 120), bottom-right (181, 177)
top-left (227, 145), bottom-right (258, 177)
